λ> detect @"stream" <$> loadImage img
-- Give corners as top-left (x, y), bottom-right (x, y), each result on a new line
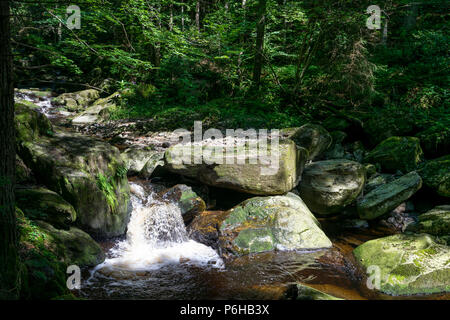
top-left (16, 90), bottom-right (450, 300)
top-left (77, 180), bottom-right (449, 300)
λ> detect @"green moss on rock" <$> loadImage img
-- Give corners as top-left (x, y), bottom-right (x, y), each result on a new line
top-left (353, 234), bottom-right (450, 296)
top-left (17, 128), bottom-right (131, 238)
top-left (219, 193), bottom-right (332, 258)
top-left (17, 208), bottom-right (69, 299)
top-left (417, 155), bottom-right (450, 197)
top-left (16, 187), bottom-right (76, 229)
top-left (365, 136), bottom-right (424, 173)
top-left (407, 205), bottom-right (450, 237)
top-left (357, 171), bottom-right (422, 220)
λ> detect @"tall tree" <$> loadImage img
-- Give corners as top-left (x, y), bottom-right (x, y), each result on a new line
top-left (252, 0), bottom-right (267, 88)
top-left (0, 0), bottom-right (20, 300)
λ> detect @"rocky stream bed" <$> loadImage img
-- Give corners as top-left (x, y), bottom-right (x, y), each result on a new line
top-left (13, 88), bottom-right (450, 300)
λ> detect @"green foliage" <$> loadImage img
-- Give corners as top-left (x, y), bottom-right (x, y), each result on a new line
top-left (96, 173), bottom-right (118, 211)
top-left (10, 0), bottom-right (448, 136)
top-left (16, 209), bottom-right (69, 299)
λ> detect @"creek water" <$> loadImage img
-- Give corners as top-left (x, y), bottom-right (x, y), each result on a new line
top-left (16, 91), bottom-right (449, 300)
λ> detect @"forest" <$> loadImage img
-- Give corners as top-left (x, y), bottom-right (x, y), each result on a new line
top-left (0, 0), bottom-right (449, 303)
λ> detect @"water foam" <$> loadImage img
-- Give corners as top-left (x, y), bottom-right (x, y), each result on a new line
top-left (94, 182), bottom-right (223, 275)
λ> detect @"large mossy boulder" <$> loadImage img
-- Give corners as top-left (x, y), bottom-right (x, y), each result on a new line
top-left (15, 187), bottom-right (76, 229)
top-left (353, 234), bottom-right (450, 296)
top-left (218, 193), bottom-right (332, 258)
top-left (364, 136), bottom-right (424, 173)
top-left (407, 205), bottom-right (450, 238)
top-left (287, 124), bottom-right (332, 160)
top-left (53, 89), bottom-right (100, 112)
top-left (357, 172), bottom-right (422, 220)
top-left (17, 208), bottom-right (69, 299)
top-left (34, 221), bottom-right (105, 267)
top-left (159, 184), bottom-right (206, 224)
top-left (417, 155), bottom-right (450, 198)
top-left (17, 208), bottom-right (105, 299)
top-left (16, 127), bottom-right (131, 237)
top-left (15, 101), bottom-right (53, 142)
top-left (71, 91), bottom-right (119, 125)
top-left (298, 160), bottom-right (365, 215)
top-left (165, 138), bottom-right (308, 195)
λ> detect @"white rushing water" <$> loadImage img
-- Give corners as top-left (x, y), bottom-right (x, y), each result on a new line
top-left (93, 182), bottom-right (223, 275)
top-left (15, 90), bottom-right (56, 117)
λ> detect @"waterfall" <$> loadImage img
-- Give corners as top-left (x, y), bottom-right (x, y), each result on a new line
top-left (93, 182), bottom-right (223, 274)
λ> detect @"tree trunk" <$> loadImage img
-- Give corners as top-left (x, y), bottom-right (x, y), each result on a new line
top-left (195, 0), bottom-right (200, 32)
top-left (181, 0), bottom-right (185, 31)
top-left (0, 0), bottom-right (20, 300)
top-left (252, 0), bottom-right (267, 88)
top-left (169, 3), bottom-right (173, 32)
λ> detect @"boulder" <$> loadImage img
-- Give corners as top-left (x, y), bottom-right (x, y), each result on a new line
top-left (16, 128), bottom-right (131, 237)
top-left (363, 173), bottom-right (397, 194)
top-left (322, 131), bottom-right (347, 160)
top-left (159, 184), bottom-right (206, 224)
top-left (53, 89), bottom-right (100, 112)
top-left (353, 234), bottom-right (450, 296)
top-left (218, 193), bottom-right (332, 258)
top-left (407, 205), bottom-right (450, 237)
top-left (416, 126), bottom-right (450, 158)
top-left (417, 155), bottom-right (450, 197)
top-left (298, 160), bottom-right (365, 215)
top-left (34, 221), bottom-right (105, 267)
top-left (17, 208), bottom-right (69, 300)
top-left (15, 101), bottom-right (53, 142)
top-left (357, 172), bottom-right (422, 220)
top-left (121, 146), bottom-right (158, 176)
top-left (288, 124), bottom-right (332, 160)
top-left (364, 136), bottom-right (424, 173)
top-left (16, 187), bottom-right (76, 229)
top-left (165, 138), bottom-right (308, 195)
top-left (139, 151), bottom-right (165, 179)
top-left (18, 209), bottom-right (105, 299)
top-left (71, 91), bottom-right (119, 125)
top-left (187, 211), bottom-right (228, 250)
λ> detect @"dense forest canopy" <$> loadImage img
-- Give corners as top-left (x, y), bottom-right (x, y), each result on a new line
top-left (11, 1), bottom-right (449, 129)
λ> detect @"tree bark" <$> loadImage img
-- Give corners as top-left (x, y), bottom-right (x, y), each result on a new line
top-left (252, 0), bottom-right (267, 89)
top-left (0, 0), bottom-right (20, 300)
top-left (181, 0), bottom-right (185, 31)
top-left (195, 0), bottom-right (200, 32)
